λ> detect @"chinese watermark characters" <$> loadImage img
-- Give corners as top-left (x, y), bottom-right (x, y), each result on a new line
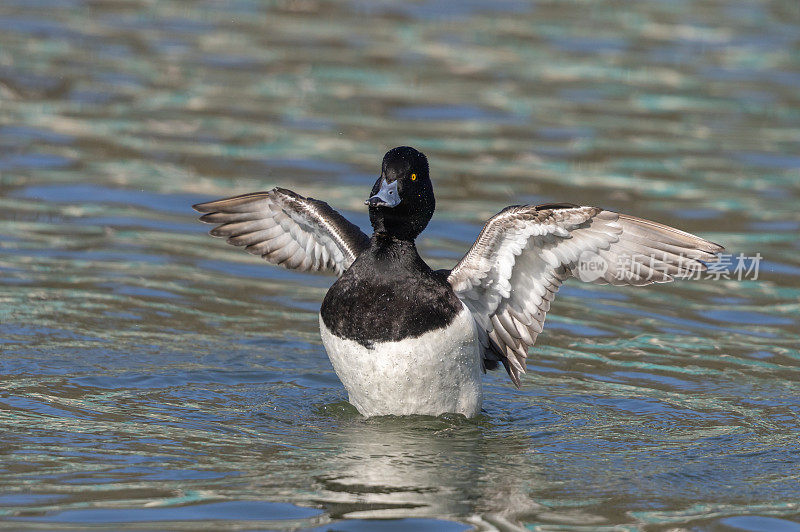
top-left (575, 252), bottom-right (761, 283)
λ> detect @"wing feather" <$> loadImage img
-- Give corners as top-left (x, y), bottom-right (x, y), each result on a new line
top-left (448, 204), bottom-right (723, 387)
top-left (194, 188), bottom-right (370, 276)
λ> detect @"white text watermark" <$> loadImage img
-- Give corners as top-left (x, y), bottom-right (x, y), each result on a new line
top-left (575, 252), bottom-right (761, 283)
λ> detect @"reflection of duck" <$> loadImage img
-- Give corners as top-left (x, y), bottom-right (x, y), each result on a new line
top-left (194, 147), bottom-right (723, 417)
top-left (312, 417), bottom-right (538, 527)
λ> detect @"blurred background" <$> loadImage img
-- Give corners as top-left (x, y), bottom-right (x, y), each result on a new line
top-left (1, 0), bottom-right (799, 530)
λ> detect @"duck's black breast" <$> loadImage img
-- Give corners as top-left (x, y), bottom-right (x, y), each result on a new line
top-left (320, 236), bottom-right (463, 348)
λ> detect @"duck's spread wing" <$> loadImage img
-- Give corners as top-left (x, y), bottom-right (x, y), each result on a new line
top-left (193, 188), bottom-right (370, 276)
top-left (447, 204), bottom-right (724, 387)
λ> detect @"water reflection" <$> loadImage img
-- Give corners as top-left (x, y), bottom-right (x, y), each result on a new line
top-left (313, 416), bottom-right (537, 524)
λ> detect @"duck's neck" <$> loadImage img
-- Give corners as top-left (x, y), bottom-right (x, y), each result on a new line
top-left (368, 232), bottom-right (427, 271)
top-left (370, 231), bottom-right (417, 251)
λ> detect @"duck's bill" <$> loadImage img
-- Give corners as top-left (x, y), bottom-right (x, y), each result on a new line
top-left (365, 178), bottom-right (400, 208)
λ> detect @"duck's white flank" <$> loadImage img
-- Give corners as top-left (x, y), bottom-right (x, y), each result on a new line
top-left (319, 306), bottom-right (483, 417)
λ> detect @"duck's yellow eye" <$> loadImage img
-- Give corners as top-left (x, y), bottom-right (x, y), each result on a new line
top-left (411, 173), bottom-right (417, 181)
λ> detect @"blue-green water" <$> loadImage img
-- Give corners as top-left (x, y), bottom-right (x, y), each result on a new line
top-left (1, 0), bottom-right (799, 530)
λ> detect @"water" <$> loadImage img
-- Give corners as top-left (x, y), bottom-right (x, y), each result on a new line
top-left (1, 0), bottom-right (799, 529)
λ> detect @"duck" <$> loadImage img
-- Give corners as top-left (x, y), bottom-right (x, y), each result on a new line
top-left (193, 146), bottom-right (723, 418)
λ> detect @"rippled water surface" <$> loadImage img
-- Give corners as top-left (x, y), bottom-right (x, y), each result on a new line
top-left (2, 0), bottom-right (800, 530)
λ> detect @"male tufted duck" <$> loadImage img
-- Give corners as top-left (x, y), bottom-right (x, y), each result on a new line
top-left (194, 146), bottom-right (723, 417)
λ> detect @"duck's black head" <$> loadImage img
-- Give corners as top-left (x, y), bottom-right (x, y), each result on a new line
top-left (365, 146), bottom-right (434, 241)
